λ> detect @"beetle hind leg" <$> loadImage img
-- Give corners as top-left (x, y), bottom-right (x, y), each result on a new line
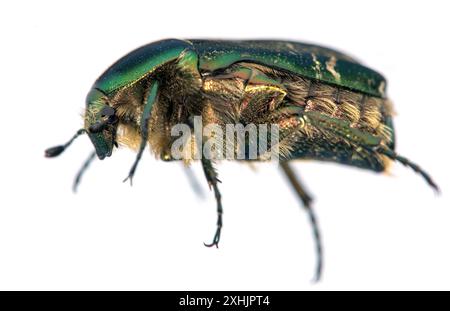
top-left (201, 158), bottom-right (223, 248)
top-left (280, 162), bottom-right (323, 282)
top-left (379, 147), bottom-right (439, 193)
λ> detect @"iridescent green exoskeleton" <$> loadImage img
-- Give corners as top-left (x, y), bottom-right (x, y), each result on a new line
top-left (45, 39), bottom-right (439, 282)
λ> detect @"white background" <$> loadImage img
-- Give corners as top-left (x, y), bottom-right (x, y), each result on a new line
top-left (0, 0), bottom-right (449, 290)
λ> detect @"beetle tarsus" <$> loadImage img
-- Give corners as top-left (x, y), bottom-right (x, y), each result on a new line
top-left (379, 148), bottom-right (440, 193)
top-left (123, 126), bottom-right (146, 186)
top-left (123, 162), bottom-right (138, 186)
top-left (203, 225), bottom-right (222, 248)
top-left (73, 151), bottom-right (96, 193)
top-left (305, 203), bottom-right (322, 283)
top-left (280, 162), bottom-right (323, 283)
top-left (201, 158), bottom-right (223, 249)
top-left (123, 136), bottom-right (147, 186)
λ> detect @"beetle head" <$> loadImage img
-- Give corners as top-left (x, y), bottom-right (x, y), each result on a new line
top-left (84, 88), bottom-right (118, 160)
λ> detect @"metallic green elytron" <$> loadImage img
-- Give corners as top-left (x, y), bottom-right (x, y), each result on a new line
top-left (45, 39), bottom-right (438, 281)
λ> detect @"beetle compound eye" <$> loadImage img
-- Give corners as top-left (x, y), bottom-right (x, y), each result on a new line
top-left (89, 122), bottom-right (106, 133)
top-left (107, 115), bottom-right (118, 124)
top-left (88, 106), bottom-right (118, 133)
top-left (99, 106), bottom-right (118, 125)
top-left (100, 106), bottom-right (115, 117)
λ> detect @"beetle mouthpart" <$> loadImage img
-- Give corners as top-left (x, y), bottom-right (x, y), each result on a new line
top-left (87, 129), bottom-right (115, 161)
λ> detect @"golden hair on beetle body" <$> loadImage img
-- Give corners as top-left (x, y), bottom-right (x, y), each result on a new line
top-left (107, 61), bottom-right (395, 171)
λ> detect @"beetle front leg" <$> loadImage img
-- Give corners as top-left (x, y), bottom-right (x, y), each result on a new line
top-left (280, 162), bottom-right (323, 282)
top-left (123, 81), bottom-right (159, 185)
top-left (201, 158), bottom-right (223, 248)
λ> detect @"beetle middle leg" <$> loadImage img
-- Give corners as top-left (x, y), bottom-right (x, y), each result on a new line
top-left (182, 163), bottom-right (206, 199)
top-left (280, 161), bottom-right (323, 282)
top-left (73, 150), bottom-right (96, 193)
top-left (201, 158), bottom-right (223, 248)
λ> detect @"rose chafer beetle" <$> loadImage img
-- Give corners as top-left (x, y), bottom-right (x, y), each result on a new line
top-left (46, 39), bottom-right (438, 281)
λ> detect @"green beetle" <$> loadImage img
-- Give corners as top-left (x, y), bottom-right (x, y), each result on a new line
top-left (45, 39), bottom-right (438, 281)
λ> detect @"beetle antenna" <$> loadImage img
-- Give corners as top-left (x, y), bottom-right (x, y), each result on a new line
top-left (73, 150), bottom-right (96, 193)
top-left (379, 148), bottom-right (440, 193)
top-left (45, 128), bottom-right (86, 158)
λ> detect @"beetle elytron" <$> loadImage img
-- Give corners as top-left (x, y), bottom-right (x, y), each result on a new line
top-left (45, 39), bottom-right (438, 281)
